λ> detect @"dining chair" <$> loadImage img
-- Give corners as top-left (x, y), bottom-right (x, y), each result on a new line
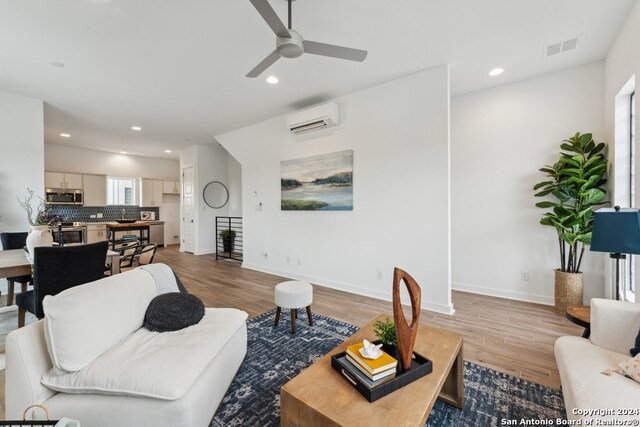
top-left (16, 241), bottom-right (108, 327)
top-left (0, 232), bottom-right (31, 306)
top-left (120, 244), bottom-right (158, 272)
top-left (105, 239), bottom-right (139, 274)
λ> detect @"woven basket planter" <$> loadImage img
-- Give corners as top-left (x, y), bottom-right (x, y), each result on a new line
top-left (554, 269), bottom-right (583, 314)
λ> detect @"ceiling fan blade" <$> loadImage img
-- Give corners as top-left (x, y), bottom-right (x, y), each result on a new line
top-left (246, 50), bottom-right (281, 78)
top-left (303, 40), bottom-right (368, 62)
top-left (249, 0), bottom-right (291, 38)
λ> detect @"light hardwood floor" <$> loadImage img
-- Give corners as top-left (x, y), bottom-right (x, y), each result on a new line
top-left (153, 246), bottom-right (581, 389)
top-left (0, 245), bottom-right (582, 418)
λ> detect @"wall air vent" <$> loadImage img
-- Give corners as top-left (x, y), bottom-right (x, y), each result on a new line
top-left (286, 102), bottom-right (340, 135)
top-left (544, 36), bottom-right (579, 59)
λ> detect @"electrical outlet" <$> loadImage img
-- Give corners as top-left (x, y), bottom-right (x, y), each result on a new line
top-left (286, 256), bottom-right (291, 263)
top-left (263, 250), bottom-right (269, 258)
top-left (90, 214), bottom-right (96, 219)
top-left (521, 270), bottom-right (530, 281)
top-left (377, 270), bottom-right (383, 280)
top-left (96, 213), bottom-right (103, 218)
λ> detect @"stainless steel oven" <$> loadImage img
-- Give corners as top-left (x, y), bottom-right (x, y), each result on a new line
top-left (45, 188), bottom-right (83, 205)
top-left (51, 223), bottom-right (87, 245)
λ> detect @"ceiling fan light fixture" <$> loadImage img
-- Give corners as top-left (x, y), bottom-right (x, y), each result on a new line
top-left (277, 30), bottom-right (304, 59)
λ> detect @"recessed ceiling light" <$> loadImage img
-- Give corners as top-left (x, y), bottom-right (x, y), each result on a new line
top-left (131, 126), bottom-right (142, 131)
top-left (50, 62), bottom-right (65, 68)
top-left (120, 151), bottom-right (128, 154)
top-left (488, 68), bottom-right (504, 77)
top-left (60, 133), bottom-right (71, 138)
top-left (164, 150), bottom-right (172, 153)
top-left (266, 75), bottom-right (279, 84)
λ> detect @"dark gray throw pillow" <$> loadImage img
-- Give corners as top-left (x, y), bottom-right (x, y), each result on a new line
top-left (631, 328), bottom-right (640, 357)
top-left (144, 292), bottom-right (205, 332)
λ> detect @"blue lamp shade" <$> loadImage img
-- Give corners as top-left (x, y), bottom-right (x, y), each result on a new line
top-left (590, 208), bottom-right (640, 255)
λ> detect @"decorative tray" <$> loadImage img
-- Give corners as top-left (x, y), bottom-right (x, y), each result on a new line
top-left (330, 347), bottom-right (432, 402)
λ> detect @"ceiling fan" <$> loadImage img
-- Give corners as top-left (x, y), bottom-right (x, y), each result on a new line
top-left (246, 0), bottom-right (368, 78)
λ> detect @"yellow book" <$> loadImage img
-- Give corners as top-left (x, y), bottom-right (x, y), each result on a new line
top-left (346, 342), bottom-right (398, 375)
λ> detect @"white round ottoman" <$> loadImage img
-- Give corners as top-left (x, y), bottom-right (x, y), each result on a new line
top-left (274, 281), bottom-right (313, 334)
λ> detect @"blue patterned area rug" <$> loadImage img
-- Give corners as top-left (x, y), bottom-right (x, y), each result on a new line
top-left (211, 310), bottom-right (566, 427)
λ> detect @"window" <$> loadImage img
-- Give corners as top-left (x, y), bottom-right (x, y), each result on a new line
top-left (614, 77), bottom-right (635, 302)
top-left (107, 177), bottom-right (137, 205)
top-left (630, 91), bottom-right (636, 297)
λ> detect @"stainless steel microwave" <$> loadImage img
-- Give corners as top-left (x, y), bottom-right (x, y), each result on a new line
top-left (45, 188), bottom-right (83, 205)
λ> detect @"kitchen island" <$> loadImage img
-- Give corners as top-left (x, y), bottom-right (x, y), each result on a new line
top-left (106, 221), bottom-right (164, 249)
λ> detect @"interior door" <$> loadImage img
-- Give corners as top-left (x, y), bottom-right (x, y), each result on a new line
top-left (182, 167), bottom-right (195, 253)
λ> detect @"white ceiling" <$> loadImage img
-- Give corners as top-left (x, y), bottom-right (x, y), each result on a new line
top-left (0, 0), bottom-right (635, 159)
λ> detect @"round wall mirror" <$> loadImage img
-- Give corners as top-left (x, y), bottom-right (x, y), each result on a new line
top-left (203, 181), bottom-right (229, 209)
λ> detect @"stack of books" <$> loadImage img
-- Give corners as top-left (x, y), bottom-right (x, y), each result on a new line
top-left (342, 342), bottom-right (398, 388)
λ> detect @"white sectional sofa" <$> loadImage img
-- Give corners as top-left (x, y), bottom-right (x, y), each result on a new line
top-left (6, 264), bottom-right (248, 427)
top-left (555, 298), bottom-right (640, 423)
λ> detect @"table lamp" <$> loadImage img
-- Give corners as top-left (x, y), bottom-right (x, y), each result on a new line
top-left (590, 206), bottom-right (640, 300)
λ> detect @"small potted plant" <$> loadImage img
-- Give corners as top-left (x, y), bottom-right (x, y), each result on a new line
top-left (219, 229), bottom-right (236, 254)
top-left (373, 317), bottom-right (399, 359)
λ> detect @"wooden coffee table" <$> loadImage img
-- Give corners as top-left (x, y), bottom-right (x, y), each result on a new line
top-left (280, 314), bottom-right (464, 426)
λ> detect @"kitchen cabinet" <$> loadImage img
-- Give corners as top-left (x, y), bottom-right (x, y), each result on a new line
top-left (86, 224), bottom-right (107, 243)
top-left (45, 172), bottom-right (83, 189)
top-left (83, 175), bottom-right (107, 206)
top-left (162, 180), bottom-right (180, 195)
top-left (140, 179), bottom-right (163, 207)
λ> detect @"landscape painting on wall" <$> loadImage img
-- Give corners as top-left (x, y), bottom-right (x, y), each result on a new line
top-left (281, 150), bottom-right (353, 211)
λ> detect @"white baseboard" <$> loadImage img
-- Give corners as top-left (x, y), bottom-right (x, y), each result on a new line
top-left (452, 281), bottom-right (554, 306)
top-left (242, 263), bottom-right (455, 315)
top-left (194, 249), bottom-right (216, 256)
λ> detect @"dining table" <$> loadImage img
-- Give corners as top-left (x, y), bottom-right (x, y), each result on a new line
top-left (0, 248), bottom-right (122, 279)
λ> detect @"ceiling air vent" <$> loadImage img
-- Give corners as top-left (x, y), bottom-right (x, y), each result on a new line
top-left (544, 36), bottom-right (579, 59)
top-left (545, 43), bottom-right (562, 57)
top-left (561, 38), bottom-right (578, 52)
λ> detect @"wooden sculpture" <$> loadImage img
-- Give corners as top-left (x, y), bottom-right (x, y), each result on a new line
top-left (392, 267), bottom-right (421, 370)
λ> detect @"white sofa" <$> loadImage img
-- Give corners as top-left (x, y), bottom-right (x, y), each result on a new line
top-left (6, 264), bottom-right (248, 427)
top-left (555, 298), bottom-right (640, 423)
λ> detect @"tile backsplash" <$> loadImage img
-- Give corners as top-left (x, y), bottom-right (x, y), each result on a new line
top-left (47, 205), bottom-right (160, 222)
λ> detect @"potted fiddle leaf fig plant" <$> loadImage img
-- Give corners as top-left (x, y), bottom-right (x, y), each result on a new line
top-left (533, 132), bottom-right (608, 313)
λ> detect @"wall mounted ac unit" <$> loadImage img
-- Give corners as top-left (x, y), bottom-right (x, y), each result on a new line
top-left (286, 102), bottom-right (340, 135)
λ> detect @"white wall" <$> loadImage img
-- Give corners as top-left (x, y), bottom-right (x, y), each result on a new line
top-left (227, 155), bottom-right (242, 217)
top-left (0, 91), bottom-right (44, 233)
top-left (179, 144), bottom-right (230, 255)
top-left (45, 143), bottom-right (179, 181)
top-left (605, 1), bottom-right (639, 149)
top-left (0, 90), bottom-right (44, 293)
top-left (218, 65), bottom-right (453, 314)
top-left (604, 0), bottom-right (640, 300)
top-left (451, 62), bottom-right (606, 305)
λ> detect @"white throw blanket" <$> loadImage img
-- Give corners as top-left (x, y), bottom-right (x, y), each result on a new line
top-left (139, 264), bottom-right (180, 295)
